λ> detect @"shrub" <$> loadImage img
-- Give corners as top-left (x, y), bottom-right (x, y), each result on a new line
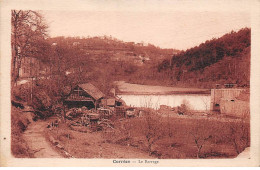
top-left (11, 106), bottom-right (34, 157)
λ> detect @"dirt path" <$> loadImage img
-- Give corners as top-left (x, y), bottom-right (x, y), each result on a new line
top-left (23, 120), bottom-right (63, 158)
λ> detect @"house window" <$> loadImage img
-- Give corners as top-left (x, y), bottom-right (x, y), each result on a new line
top-left (74, 87), bottom-right (84, 96)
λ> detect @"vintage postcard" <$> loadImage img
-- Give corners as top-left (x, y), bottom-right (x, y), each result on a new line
top-left (1, 0), bottom-right (260, 167)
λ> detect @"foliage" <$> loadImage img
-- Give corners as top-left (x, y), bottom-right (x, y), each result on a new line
top-left (125, 110), bottom-right (166, 155)
top-left (189, 120), bottom-right (213, 158)
top-left (11, 106), bottom-right (35, 157)
top-left (157, 28), bottom-right (251, 87)
top-left (11, 13), bottom-right (251, 90)
top-left (227, 120), bottom-right (250, 154)
top-left (47, 115), bottom-right (250, 159)
top-left (177, 99), bottom-right (191, 115)
top-left (11, 10), bottom-right (49, 84)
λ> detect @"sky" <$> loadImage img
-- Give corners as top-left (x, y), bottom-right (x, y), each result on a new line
top-left (43, 10), bottom-right (250, 50)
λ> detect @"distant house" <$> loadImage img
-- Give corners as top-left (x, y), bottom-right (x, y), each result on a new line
top-left (64, 83), bottom-right (105, 109)
top-left (73, 42), bottom-right (80, 46)
top-left (224, 83), bottom-right (237, 88)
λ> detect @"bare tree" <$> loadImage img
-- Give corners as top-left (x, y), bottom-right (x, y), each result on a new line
top-left (201, 96), bottom-right (209, 111)
top-left (11, 10), bottom-right (48, 85)
top-left (228, 119), bottom-right (250, 155)
top-left (167, 111), bottom-right (173, 137)
top-left (190, 133), bottom-right (212, 158)
top-left (140, 110), bottom-right (165, 156)
top-left (190, 120), bottom-right (213, 158)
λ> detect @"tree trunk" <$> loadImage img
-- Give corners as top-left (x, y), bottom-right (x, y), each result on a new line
top-left (148, 143), bottom-right (152, 156)
top-left (197, 145), bottom-right (204, 158)
top-left (12, 26), bottom-right (19, 85)
top-left (63, 101), bottom-right (66, 123)
top-left (197, 148), bottom-right (200, 158)
top-left (14, 57), bottom-right (22, 83)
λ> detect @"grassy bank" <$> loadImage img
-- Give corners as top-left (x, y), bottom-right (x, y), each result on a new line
top-left (11, 106), bottom-right (35, 158)
top-left (44, 121), bottom-right (152, 158)
top-left (45, 112), bottom-right (249, 159)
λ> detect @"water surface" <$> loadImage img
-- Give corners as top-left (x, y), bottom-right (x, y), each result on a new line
top-left (118, 94), bottom-right (211, 110)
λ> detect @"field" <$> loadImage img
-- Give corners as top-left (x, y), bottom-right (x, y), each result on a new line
top-left (45, 111), bottom-right (250, 159)
top-left (44, 120), bottom-right (152, 158)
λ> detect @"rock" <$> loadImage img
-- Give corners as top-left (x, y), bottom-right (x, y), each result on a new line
top-left (56, 144), bottom-right (64, 150)
top-left (49, 136), bottom-right (59, 145)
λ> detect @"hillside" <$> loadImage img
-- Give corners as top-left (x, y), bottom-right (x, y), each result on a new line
top-left (23, 28), bottom-right (250, 93)
top-left (156, 28), bottom-right (251, 88)
top-left (47, 36), bottom-right (179, 66)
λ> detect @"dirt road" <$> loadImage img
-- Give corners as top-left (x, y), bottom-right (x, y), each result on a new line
top-left (22, 120), bottom-right (63, 158)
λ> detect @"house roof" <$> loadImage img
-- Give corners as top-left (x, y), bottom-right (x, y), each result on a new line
top-left (78, 83), bottom-right (105, 100)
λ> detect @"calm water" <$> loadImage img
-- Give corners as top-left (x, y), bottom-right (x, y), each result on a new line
top-left (118, 94), bottom-right (211, 110)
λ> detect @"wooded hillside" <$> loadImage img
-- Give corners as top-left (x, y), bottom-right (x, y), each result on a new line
top-left (11, 10), bottom-right (250, 92)
top-left (156, 28), bottom-right (250, 88)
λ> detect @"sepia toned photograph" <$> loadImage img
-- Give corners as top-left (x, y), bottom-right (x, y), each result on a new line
top-left (1, 0), bottom-right (260, 167)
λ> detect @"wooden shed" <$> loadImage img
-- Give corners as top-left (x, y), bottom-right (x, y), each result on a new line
top-left (101, 98), bottom-right (116, 107)
top-left (64, 83), bottom-right (105, 109)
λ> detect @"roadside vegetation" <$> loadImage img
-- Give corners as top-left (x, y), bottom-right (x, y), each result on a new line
top-left (11, 106), bottom-right (35, 157)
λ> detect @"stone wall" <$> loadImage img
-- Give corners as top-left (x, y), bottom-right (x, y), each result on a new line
top-left (220, 98), bottom-right (250, 118)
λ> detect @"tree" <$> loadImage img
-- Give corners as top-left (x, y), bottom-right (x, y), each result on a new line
top-left (201, 96), bottom-right (209, 111)
top-left (139, 110), bottom-right (166, 156)
top-left (227, 119), bottom-right (250, 155)
top-left (190, 132), bottom-right (212, 158)
top-left (11, 10), bottom-right (48, 85)
top-left (156, 28), bottom-right (250, 87)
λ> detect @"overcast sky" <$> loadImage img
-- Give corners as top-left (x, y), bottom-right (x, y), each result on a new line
top-left (43, 10), bottom-right (250, 50)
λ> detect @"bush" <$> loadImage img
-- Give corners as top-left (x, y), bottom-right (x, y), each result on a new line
top-left (11, 106), bottom-right (34, 157)
top-left (177, 99), bottom-right (191, 115)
